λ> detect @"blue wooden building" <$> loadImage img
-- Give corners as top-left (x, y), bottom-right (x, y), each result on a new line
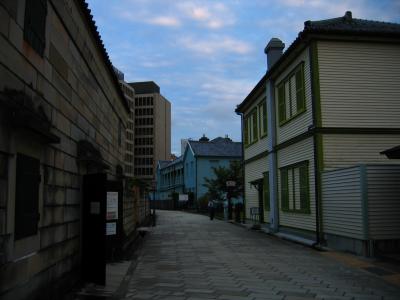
top-left (156, 135), bottom-right (242, 206)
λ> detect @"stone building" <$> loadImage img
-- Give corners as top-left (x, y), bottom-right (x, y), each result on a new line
top-left (0, 0), bottom-right (134, 298)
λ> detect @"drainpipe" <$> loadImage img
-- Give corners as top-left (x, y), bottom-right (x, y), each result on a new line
top-left (267, 79), bottom-right (279, 233)
top-left (236, 111), bottom-right (246, 223)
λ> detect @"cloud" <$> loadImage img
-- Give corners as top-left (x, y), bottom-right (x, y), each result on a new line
top-left (147, 16), bottom-right (181, 27)
top-left (178, 2), bottom-right (235, 29)
top-left (117, 6), bottom-right (180, 27)
top-left (179, 35), bottom-right (253, 55)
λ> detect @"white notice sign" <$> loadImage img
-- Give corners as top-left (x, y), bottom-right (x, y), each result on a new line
top-left (179, 194), bottom-right (188, 202)
top-left (106, 192), bottom-right (118, 220)
top-left (106, 222), bottom-right (116, 235)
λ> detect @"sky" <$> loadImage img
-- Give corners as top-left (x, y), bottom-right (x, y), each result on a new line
top-left (86, 0), bottom-right (400, 155)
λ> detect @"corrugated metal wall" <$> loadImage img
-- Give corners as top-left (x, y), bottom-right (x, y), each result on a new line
top-left (322, 164), bottom-right (400, 241)
top-left (367, 165), bottom-right (400, 240)
top-left (322, 166), bottom-right (364, 239)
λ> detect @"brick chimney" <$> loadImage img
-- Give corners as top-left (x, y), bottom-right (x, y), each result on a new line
top-left (264, 38), bottom-right (285, 70)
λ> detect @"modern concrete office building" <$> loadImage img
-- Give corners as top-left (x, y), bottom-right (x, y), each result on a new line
top-left (129, 81), bottom-right (171, 183)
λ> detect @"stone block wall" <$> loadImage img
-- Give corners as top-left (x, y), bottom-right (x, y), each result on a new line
top-left (0, 0), bottom-right (129, 299)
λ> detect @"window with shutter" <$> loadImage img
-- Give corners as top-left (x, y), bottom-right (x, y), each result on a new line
top-left (277, 63), bottom-right (306, 126)
top-left (280, 161), bottom-right (310, 213)
top-left (244, 107), bottom-right (258, 147)
top-left (14, 153), bottom-right (41, 240)
top-left (24, 0), bottom-right (47, 56)
top-left (259, 100), bottom-right (267, 137)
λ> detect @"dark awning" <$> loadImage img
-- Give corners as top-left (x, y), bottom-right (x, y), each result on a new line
top-left (249, 178), bottom-right (263, 191)
top-left (77, 140), bottom-right (110, 170)
top-left (0, 89), bottom-right (60, 144)
top-left (381, 145), bottom-right (400, 159)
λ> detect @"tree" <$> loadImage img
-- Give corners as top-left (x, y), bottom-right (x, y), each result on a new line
top-left (203, 160), bottom-right (243, 202)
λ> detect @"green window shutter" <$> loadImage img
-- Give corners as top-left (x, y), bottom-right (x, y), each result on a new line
top-left (263, 172), bottom-right (270, 210)
top-left (262, 102), bottom-right (267, 135)
top-left (295, 66), bottom-right (305, 112)
top-left (24, 0), bottom-right (47, 56)
top-left (15, 154), bottom-right (40, 240)
top-left (243, 117), bottom-right (249, 145)
top-left (277, 84), bottom-right (286, 123)
top-left (299, 163), bottom-right (309, 211)
top-left (280, 169), bottom-right (289, 210)
top-left (252, 109), bottom-right (258, 141)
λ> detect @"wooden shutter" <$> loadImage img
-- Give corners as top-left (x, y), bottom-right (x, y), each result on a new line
top-left (252, 109), bottom-right (258, 141)
top-left (244, 117), bottom-right (249, 145)
top-left (24, 0), bottom-right (47, 56)
top-left (295, 66), bottom-right (305, 112)
top-left (14, 154), bottom-right (41, 240)
top-left (299, 163), bottom-right (309, 211)
top-left (263, 172), bottom-right (269, 210)
top-left (280, 169), bottom-right (289, 210)
top-left (277, 84), bottom-right (286, 123)
top-left (262, 102), bottom-right (267, 135)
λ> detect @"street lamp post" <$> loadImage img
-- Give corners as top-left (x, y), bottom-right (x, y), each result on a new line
top-left (151, 179), bottom-right (157, 227)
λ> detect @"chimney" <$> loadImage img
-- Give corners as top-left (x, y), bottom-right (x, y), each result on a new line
top-left (264, 38), bottom-right (285, 70)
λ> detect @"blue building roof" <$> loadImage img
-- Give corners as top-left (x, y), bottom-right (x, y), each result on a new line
top-left (188, 137), bottom-right (242, 157)
top-left (158, 156), bottom-right (184, 170)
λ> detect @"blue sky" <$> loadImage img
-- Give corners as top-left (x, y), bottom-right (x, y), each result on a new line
top-left (86, 0), bottom-right (400, 155)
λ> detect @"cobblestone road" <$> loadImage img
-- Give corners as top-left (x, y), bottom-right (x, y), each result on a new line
top-left (124, 211), bottom-right (400, 300)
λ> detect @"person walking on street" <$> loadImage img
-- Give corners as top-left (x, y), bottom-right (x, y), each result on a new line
top-left (208, 199), bottom-right (215, 220)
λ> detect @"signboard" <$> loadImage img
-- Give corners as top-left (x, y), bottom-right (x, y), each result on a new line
top-left (179, 194), bottom-right (189, 202)
top-left (226, 181), bottom-right (236, 187)
top-left (106, 222), bottom-right (116, 235)
top-left (106, 192), bottom-right (118, 220)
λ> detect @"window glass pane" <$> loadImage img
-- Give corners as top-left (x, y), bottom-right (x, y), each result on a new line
top-left (299, 164), bottom-right (309, 210)
top-left (285, 81), bottom-right (291, 118)
top-left (294, 167), bottom-right (300, 210)
top-left (290, 75), bottom-right (297, 114)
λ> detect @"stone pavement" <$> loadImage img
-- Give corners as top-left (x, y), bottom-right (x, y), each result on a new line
top-left (122, 210), bottom-right (400, 300)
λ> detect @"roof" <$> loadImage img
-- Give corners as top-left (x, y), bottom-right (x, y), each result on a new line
top-left (188, 138), bottom-right (242, 158)
top-left (129, 81), bottom-right (160, 94)
top-left (78, 1), bottom-right (129, 113)
top-left (303, 11), bottom-right (400, 35)
top-left (235, 11), bottom-right (400, 113)
top-left (158, 156), bottom-right (184, 170)
top-left (158, 160), bottom-right (170, 169)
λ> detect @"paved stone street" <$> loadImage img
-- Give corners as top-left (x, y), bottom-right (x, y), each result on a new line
top-left (123, 211), bottom-right (400, 300)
